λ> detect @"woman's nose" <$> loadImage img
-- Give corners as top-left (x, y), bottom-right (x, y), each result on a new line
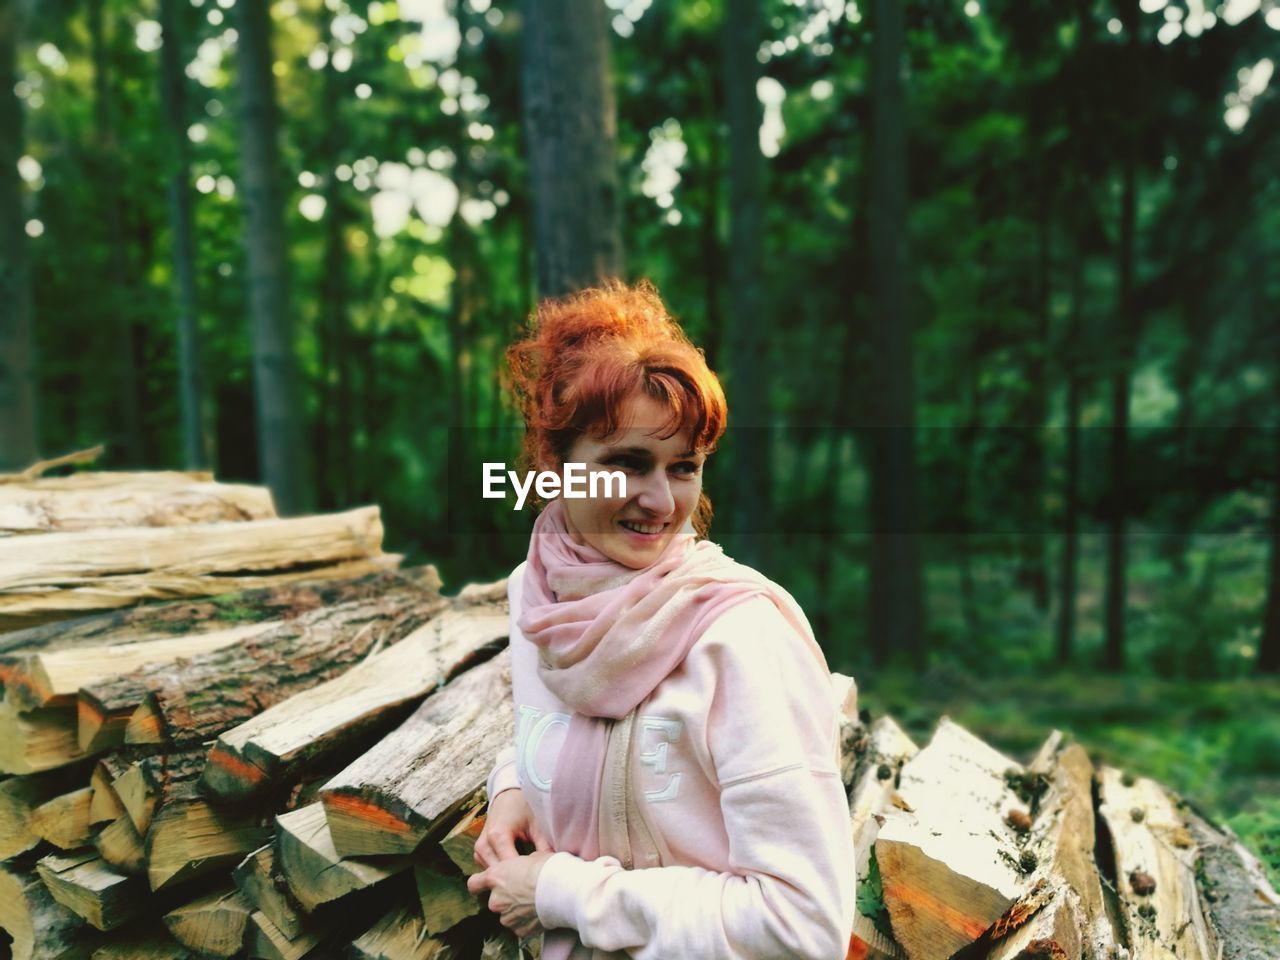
top-left (634, 471), bottom-right (675, 516)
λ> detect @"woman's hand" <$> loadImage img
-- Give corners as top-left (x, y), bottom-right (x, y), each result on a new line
top-left (468, 850), bottom-right (555, 939)
top-left (474, 788), bottom-right (551, 868)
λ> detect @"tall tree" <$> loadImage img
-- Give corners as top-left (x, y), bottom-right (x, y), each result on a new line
top-left (1102, 0), bottom-right (1142, 672)
top-left (235, 0), bottom-right (311, 514)
top-left (159, 0), bottom-right (208, 469)
top-left (89, 0), bottom-right (143, 464)
top-left (0, 0), bottom-right (38, 470)
top-left (722, 0), bottom-right (770, 567)
top-left (865, 0), bottom-right (923, 668)
top-left (519, 0), bottom-right (622, 296)
top-left (1261, 418), bottom-right (1280, 674)
top-left (316, 8), bottom-right (351, 508)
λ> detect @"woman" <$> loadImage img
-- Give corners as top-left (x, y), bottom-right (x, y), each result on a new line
top-left (466, 281), bottom-right (855, 960)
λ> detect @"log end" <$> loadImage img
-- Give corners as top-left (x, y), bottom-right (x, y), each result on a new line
top-left (200, 743), bottom-right (269, 802)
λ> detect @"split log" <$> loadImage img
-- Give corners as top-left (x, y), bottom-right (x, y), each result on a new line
top-left (37, 850), bottom-right (147, 932)
top-left (111, 747), bottom-right (204, 836)
top-left (984, 738), bottom-right (1118, 960)
top-left (0, 510), bottom-right (401, 627)
top-left (0, 861), bottom-right (89, 960)
top-left (98, 572), bottom-right (446, 747)
top-left (1096, 766), bottom-right (1219, 959)
top-left (440, 801), bottom-right (486, 876)
top-left (481, 934), bottom-right (522, 959)
top-left (1182, 804), bottom-right (1280, 959)
top-left (0, 700), bottom-right (85, 774)
top-left (90, 923), bottom-right (191, 960)
top-left (847, 716), bottom-right (917, 960)
top-left (0, 504), bottom-right (383, 596)
top-left (321, 650), bottom-right (514, 857)
top-left (414, 863), bottom-right (480, 935)
top-left (274, 802), bottom-right (410, 913)
top-left (89, 761), bottom-right (127, 824)
top-left (874, 718), bottom-right (1028, 960)
top-left (0, 768), bottom-right (87, 858)
top-left (350, 899), bottom-right (452, 960)
top-left (162, 886), bottom-right (253, 958)
top-left (4, 624), bottom-right (275, 714)
top-left (0, 472), bottom-right (275, 536)
top-left (246, 910), bottom-right (328, 960)
top-left (94, 814), bottom-right (146, 875)
top-left (831, 671), bottom-right (860, 785)
top-left (31, 786), bottom-right (94, 849)
top-left (233, 844), bottom-right (305, 942)
top-left (201, 601), bottom-right (508, 801)
top-left (144, 778), bottom-right (270, 892)
top-left (3, 564), bottom-right (439, 659)
top-left (74, 568), bottom-right (441, 753)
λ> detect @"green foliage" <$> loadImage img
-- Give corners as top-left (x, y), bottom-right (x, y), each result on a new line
top-left (855, 845), bottom-right (894, 941)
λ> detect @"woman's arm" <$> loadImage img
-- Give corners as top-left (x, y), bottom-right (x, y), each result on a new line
top-left (532, 599), bottom-right (857, 960)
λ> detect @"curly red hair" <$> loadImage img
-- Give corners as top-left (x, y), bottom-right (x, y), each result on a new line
top-left (505, 280), bottom-right (727, 536)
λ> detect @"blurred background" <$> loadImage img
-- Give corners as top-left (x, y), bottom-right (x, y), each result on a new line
top-left (0, 0), bottom-right (1277, 880)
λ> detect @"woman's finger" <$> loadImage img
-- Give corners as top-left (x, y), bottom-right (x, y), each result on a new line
top-left (530, 821), bottom-right (552, 853)
top-left (489, 828), bottom-right (519, 862)
top-left (466, 870), bottom-right (492, 896)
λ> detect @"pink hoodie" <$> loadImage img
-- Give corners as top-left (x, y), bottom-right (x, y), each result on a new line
top-left (487, 561), bottom-right (857, 960)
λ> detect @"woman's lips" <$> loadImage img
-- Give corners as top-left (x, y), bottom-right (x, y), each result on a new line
top-left (618, 519), bottom-right (668, 541)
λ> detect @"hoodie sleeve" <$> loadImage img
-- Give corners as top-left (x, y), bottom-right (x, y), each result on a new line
top-left (533, 598), bottom-right (857, 960)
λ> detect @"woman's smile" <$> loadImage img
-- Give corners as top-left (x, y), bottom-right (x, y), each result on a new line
top-left (618, 518), bottom-right (669, 539)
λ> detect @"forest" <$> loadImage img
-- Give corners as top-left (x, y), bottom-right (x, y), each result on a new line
top-left (1, 0), bottom-right (1277, 885)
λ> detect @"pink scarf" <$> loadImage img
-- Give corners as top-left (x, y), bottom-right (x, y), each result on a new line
top-left (518, 499), bottom-right (817, 960)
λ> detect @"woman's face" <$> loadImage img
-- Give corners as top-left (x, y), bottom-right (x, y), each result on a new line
top-left (557, 392), bottom-right (705, 569)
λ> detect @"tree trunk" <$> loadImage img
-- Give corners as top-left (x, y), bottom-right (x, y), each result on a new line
top-left (159, 0), bottom-right (209, 470)
top-left (1259, 417), bottom-right (1280, 674)
top-left (519, 0), bottom-right (623, 296)
top-left (235, 0), bottom-right (312, 515)
top-left (1103, 161), bottom-right (1137, 673)
top-left (1018, 183), bottom-right (1052, 612)
top-left (89, 0), bottom-right (144, 467)
top-left (866, 0), bottom-right (923, 668)
top-left (1056, 256), bottom-right (1084, 666)
top-left (318, 10), bottom-right (351, 509)
top-left (0, 0), bottom-right (38, 471)
top-left (722, 0), bottom-right (770, 568)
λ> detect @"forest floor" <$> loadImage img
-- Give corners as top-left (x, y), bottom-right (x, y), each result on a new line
top-left (860, 666), bottom-right (1280, 890)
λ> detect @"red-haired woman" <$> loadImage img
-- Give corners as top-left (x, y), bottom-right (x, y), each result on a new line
top-left (467, 281), bottom-right (855, 960)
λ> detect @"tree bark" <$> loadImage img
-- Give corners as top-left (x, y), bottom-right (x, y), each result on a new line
top-left (0, 0), bottom-right (38, 471)
top-left (866, 0), bottom-right (923, 668)
top-left (1056, 255), bottom-right (1085, 665)
top-left (317, 9), bottom-right (351, 509)
top-left (519, 0), bottom-right (623, 296)
top-left (117, 579), bottom-right (446, 746)
top-left (1103, 160), bottom-right (1137, 673)
top-left (159, 0), bottom-right (209, 470)
top-left (320, 650), bottom-right (512, 858)
top-left (1259, 417), bottom-right (1280, 674)
top-left (723, 0), bottom-right (770, 568)
top-left (235, 0), bottom-right (312, 515)
top-left (89, 0), bottom-right (144, 467)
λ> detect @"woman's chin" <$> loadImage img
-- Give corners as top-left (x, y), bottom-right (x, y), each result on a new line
top-left (605, 533), bottom-right (670, 568)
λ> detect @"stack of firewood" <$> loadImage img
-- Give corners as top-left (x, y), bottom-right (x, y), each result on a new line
top-left (836, 692), bottom-right (1280, 959)
top-left (0, 460), bottom-right (1276, 959)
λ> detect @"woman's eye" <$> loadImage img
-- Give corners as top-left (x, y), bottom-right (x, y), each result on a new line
top-left (604, 455), bottom-right (644, 472)
top-left (671, 461), bottom-right (700, 476)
